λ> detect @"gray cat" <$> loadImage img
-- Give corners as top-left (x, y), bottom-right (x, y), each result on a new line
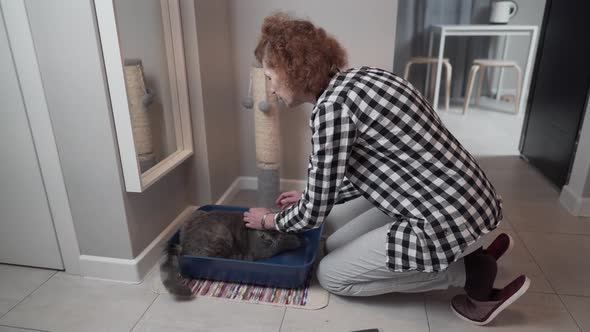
top-left (160, 210), bottom-right (301, 297)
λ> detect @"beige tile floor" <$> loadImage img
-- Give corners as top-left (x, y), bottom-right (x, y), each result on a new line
top-left (1, 156), bottom-right (589, 331)
top-left (437, 98), bottom-right (526, 156)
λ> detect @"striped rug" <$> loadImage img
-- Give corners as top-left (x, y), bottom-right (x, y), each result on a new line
top-left (150, 266), bottom-right (329, 309)
top-left (183, 277), bottom-right (312, 307)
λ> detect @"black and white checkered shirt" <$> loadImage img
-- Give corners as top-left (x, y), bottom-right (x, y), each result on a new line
top-left (274, 67), bottom-right (503, 273)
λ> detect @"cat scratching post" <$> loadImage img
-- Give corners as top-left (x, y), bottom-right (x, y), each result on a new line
top-left (124, 63), bottom-right (155, 172)
top-left (243, 65), bottom-right (280, 208)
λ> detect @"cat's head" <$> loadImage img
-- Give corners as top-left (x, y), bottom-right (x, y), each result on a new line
top-left (249, 230), bottom-right (301, 259)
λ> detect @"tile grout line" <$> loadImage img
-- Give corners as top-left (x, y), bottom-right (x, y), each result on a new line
top-left (556, 293), bottom-right (590, 299)
top-left (277, 306), bottom-right (287, 332)
top-left (508, 223), bottom-right (583, 330)
top-left (510, 229), bottom-right (590, 238)
top-left (423, 293), bottom-right (431, 332)
top-left (557, 293), bottom-right (584, 332)
top-left (527, 289), bottom-right (573, 295)
top-left (128, 293), bottom-right (160, 332)
top-left (507, 223), bottom-right (558, 294)
top-left (0, 323), bottom-right (49, 332)
top-left (0, 270), bottom-right (58, 322)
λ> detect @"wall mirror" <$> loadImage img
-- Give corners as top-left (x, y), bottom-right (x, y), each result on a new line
top-left (94, 0), bottom-right (193, 192)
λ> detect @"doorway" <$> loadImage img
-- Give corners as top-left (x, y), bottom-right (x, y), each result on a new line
top-left (520, 0), bottom-right (590, 188)
top-left (393, 0), bottom-right (547, 157)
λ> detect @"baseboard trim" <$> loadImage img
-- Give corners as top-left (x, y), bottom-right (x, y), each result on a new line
top-left (560, 185), bottom-right (590, 217)
top-left (214, 177), bottom-right (242, 206)
top-left (78, 206), bottom-right (197, 284)
top-left (215, 176), bottom-right (306, 204)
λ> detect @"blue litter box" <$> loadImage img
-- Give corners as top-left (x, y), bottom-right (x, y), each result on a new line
top-left (171, 204), bottom-right (324, 289)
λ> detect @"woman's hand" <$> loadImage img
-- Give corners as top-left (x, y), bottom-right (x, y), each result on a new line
top-left (243, 208), bottom-right (275, 230)
top-left (275, 191), bottom-right (302, 209)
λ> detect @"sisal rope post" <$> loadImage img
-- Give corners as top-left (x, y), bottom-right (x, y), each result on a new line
top-left (124, 64), bottom-right (155, 172)
top-left (250, 66), bottom-right (280, 208)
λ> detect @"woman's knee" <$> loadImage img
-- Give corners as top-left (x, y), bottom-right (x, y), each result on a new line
top-left (316, 256), bottom-right (352, 296)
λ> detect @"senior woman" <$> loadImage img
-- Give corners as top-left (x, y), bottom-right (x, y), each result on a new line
top-left (242, 13), bottom-right (529, 325)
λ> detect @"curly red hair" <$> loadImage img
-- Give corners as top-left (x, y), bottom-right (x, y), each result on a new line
top-left (254, 13), bottom-right (348, 97)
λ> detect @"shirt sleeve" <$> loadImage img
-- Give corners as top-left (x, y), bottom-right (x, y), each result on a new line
top-left (274, 101), bottom-right (356, 232)
top-left (334, 177), bottom-right (362, 205)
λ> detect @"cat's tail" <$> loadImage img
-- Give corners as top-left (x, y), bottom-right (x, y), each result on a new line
top-left (160, 241), bottom-right (193, 298)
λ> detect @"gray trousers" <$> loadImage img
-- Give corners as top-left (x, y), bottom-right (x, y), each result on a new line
top-left (317, 197), bottom-right (485, 297)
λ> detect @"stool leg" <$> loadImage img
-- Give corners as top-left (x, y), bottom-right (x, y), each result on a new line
top-left (476, 66), bottom-right (486, 105)
top-left (513, 64), bottom-right (523, 114)
top-left (463, 65), bottom-right (479, 115)
top-left (403, 62), bottom-right (413, 81)
top-left (444, 60), bottom-right (452, 112)
top-left (429, 63), bottom-right (437, 101)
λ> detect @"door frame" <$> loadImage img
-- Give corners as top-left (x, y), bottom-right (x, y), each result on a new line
top-left (518, 0), bottom-right (552, 154)
top-left (519, 0), bottom-right (590, 185)
top-left (1, 0), bottom-right (81, 274)
top-left (518, 0), bottom-right (590, 216)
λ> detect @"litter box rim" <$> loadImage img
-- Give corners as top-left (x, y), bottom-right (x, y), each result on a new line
top-left (177, 204), bottom-right (323, 269)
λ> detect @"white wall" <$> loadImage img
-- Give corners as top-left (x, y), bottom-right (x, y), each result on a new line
top-left (193, 0), bottom-right (241, 201)
top-left (566, 91), bottom-right (590, 197)
top-left (560, 88), bottom-right (590, 216)
top-left (25, 0), bottom-right (192, 259)
top-left (25, 0), bottom-right (133, 259)
top-left (494, 0), bottom-right (546, 93)
top-left (228, 0), bottom-right (398, 179)
top-left (170, 0), bottom-right (243, 205)
top-left (181, 1), bottom-right (213, 206)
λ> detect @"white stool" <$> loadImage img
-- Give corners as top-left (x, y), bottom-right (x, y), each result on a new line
top-left (403, 57), bottom-right (452, 112)
top-left (463, 59), bottom-right (522, 114)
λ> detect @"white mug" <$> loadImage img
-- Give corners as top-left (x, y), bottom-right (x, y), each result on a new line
top-left (490, 1), bottom-right (518, 24)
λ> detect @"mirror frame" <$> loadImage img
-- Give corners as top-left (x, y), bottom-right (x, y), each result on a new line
top-left (94, 0), bottom-right (193, 192)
